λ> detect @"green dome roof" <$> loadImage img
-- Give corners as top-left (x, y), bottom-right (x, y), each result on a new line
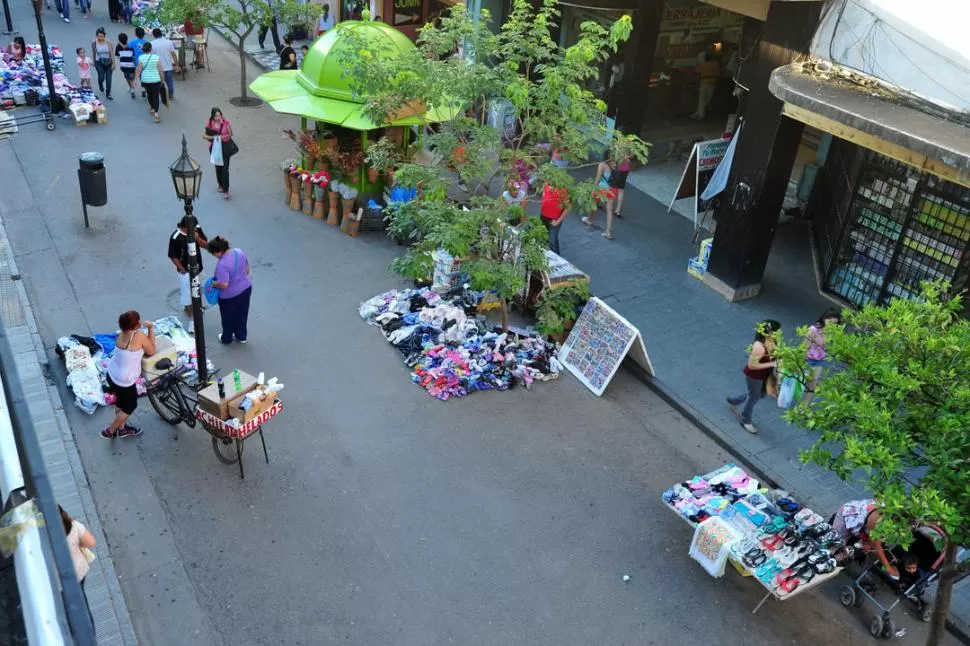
top-left (297, 21), bottom-right (416, 103)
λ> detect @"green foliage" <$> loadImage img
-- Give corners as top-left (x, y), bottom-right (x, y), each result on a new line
top-left (775, 281), bottom-right (970, 553)
top-left (534, 282), bottom-right (590, 338)
top-left (364, 136), bottom-right (403, 171)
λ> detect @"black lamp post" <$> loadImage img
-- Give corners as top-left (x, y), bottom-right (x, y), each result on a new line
top-left (169, 135), bottom-right (208, 383)
top-left (30, 0), bottom-right (60, 114)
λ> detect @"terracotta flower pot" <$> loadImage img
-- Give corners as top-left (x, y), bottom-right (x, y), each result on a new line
top-left (302, 183), bottom-right (313, 215)
top-left (327, 191), bottom-right (340, 225)
top-left (283, 171), bottom-right (292, 203)
top-left (341, 198), bottom-right (355, 220)
top-left (289, 184), bottom-right (302, 211)
top-left (367, 168), bottom-right (380, 184)
top-left (312, 198), bottom-right (326, 220)
top-left (386, 168), bottom-right (395, 187)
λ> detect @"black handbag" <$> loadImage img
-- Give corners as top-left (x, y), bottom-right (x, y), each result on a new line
top-left (224, 138), bottom-right (240, 157)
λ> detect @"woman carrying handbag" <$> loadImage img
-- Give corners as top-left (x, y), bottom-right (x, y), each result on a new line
top-left (202, 107), bottom-right (239, 199)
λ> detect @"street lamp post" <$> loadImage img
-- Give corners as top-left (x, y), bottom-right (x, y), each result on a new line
top-left (31, 0), bottom-right (59, 114)
top-left (169, 135), bottom-right (208, 383)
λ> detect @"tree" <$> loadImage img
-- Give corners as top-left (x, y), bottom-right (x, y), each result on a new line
top-left (154, 0), bottom-right (318, 104)
top-left (775, 281), bottom-right (970, 646)
top-left (338, 0), bottom-right (649, 329)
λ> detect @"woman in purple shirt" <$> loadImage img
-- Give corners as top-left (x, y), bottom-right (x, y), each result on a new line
top-left (207, 237), bottom-right (252, 344)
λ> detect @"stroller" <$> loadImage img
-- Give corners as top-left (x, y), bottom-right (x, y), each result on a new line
top-left (839, 524), bottom-right (947, 639)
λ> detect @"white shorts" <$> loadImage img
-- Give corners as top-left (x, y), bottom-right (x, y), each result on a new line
top-left (178, 271), bottom-right (190, 307)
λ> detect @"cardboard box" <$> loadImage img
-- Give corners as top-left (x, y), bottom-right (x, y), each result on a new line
top-left (699, 238), bottom-right (713, 266)
top-left (142, 335), bottom-right (177, 380)
top-left (96, 107), bottom-right (108, 124)
top-left (227, 390), bottom-right (276, 423)
top-left (687, 257), bottom-right (707, 279)
top-left (197, 370), bottom-right (257, 420)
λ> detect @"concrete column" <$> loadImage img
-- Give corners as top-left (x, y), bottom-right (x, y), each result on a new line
top-left (614, 0), bottom-right (662, 135)
top-left (703, 0), bottom-right (823, 301)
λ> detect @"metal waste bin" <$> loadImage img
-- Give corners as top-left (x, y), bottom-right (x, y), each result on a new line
top-left (78, 152), bottom-right (107, 207)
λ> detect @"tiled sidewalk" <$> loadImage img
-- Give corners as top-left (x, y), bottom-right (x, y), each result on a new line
top-left (0, 142), bottom-right (137, 645)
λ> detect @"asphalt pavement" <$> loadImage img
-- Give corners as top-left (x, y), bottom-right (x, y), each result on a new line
top-left (0, 7), bottom-right (964, 645)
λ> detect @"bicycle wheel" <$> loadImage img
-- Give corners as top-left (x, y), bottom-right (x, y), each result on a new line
top-left (176, 381), bottom-right (198, 428)
top-left (211, 436), bottom-right (242, 464)
top-left (148, 384), bottom-right (183, 425)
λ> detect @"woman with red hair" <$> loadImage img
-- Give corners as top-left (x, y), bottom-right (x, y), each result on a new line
top-left (102, 311), bottom-right (156, 439)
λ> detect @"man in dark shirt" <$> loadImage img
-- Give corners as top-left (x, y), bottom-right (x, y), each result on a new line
top-left (168, 216), bottom-right (208, 315)
top-left (279, 35), bottom-right (297, 70)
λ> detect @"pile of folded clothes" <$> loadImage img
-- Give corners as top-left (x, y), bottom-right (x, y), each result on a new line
top-left (0, 43), bottom-right (100, 111)
top-left (360, 286), bottom-right (561, 400)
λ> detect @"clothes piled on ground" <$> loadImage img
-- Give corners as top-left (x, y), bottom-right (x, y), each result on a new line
top-left (0, 44), bottom-right (100, 110)
top-left (360, 286), bottom-right (561, 400)
top-left (56, 317), bottom-right (198, 414)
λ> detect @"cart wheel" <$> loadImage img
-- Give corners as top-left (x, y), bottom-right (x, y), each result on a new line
top-left (148, 388), bottom-right (182, 425)
top-left (920, 605), bottom-right (933, 623)
top-left (840, 586), bottom-right (857, 608)
top-left (45, 119), bottom-right (55, 131)
top-left (869, 615), bottom-right (884, 638)
top-left (882, 616), bottom-right (896, 639)
top-left (211, 436), bottom-right (241, 464)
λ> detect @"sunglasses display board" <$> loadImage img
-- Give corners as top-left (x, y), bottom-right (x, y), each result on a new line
top-left (663, 464), bottom-right (844, 614)
top-left (559, 297), bottom-right (653, 396)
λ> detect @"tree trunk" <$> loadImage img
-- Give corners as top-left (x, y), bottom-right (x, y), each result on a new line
top-left (927, 540), bottom-right (958, 646)
top-left (500, 298), bottom-right (509, 332)
top-left (238, 41), bottom-right (248, 101)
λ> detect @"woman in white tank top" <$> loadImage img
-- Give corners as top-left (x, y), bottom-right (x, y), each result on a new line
top-left (103, 310), bottom-right (156, 439)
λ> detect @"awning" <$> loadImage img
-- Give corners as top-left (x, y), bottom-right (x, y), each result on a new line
top-left (769, 64), bottom-right (970, 189)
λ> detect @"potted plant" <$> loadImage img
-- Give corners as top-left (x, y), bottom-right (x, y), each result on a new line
top-left (283, 129), bottom-right (323, 170)
top-left (327, 181), bottom-right (343, 225)
top-left (288, 165), bottom-right (305, 211)
top-left (301, 171), bottom-right (314, 215)
top-left (337, 150), bottom-right (364, 181)
top-left (311, 170), bottom-right (330, 220)
top-left (534, 282), bottom-right (590, 342)
top-left (281, 159), bottom-right (297, 203)
top-left (338, 183), bottom-right (358, 226)
top-left (365, 136), bottom-right (401, 185)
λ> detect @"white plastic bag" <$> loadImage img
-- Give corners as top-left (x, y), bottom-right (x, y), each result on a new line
top-left (210, 136), bottom-right (224, 166)
top-left (777, 374), bottom-right (804, 409)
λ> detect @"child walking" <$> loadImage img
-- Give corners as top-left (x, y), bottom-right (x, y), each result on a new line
top-left (115, 32), bottom-right (136, 98)
top-left (76, 47), bottom-right (93, 88)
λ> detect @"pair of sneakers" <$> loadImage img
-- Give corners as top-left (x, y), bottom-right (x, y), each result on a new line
top-left (101, 424), bottom-right (141, 439)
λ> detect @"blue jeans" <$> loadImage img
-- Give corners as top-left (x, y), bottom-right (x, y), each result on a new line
top-left (163, 70), bottom-right (174, 99)
top-left (542, 217), bottom-right (561, 255)
top-left (728, 376), bottom-right (765, 424)
top-left (79, 0), bottom-right (89, 14)
top-left (218, 286), bottom-right (251, 343)
top-left (59, 0), bottom-right (69, 18)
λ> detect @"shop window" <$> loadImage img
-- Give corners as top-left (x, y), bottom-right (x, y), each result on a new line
top-left (826, 151), bottom-right (970, 308)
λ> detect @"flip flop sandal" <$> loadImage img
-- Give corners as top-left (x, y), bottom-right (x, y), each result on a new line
top-left (761, 535), bottom-right (785, 551)
top-left (776, 575), bottom-right (801, 595)
top-left (744, 550), bottom-right (768, 568)
top-left (764, 517), bottom-right (789, 534)
top-left (814, 558), bottom-right (838, 575)
top-left (755, 562), bottom-right (782, 585)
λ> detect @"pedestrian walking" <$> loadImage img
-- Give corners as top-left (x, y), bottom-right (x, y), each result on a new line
top-left (135, 42), bottom-right (164, 122)
top-left (150, 28), bottom-right (179, 100)
top-left (115, 32), bottom-right (136, 98)
top-left (582, 157), bottom-right (618, 240)
top-left (539, 183), bottom-right (570, 256)
top-left (612, 157), bottom-right (631, 218)
top-left (75, 47), bottom-right (93, 88)
top-left (804, 308), bottom-right (841, 402)
top-left (203, 107), bottom-right (237, 198)
top-left (316, 3), bottom-right (334, 36)
top-left (129, 27), bottom-right (147, 96)
top-left (726, 319), bottom-right (780, 434)
top-left (108, 0), bottom-right (121, 22)
top-left (169, 215), bottom-right (208, 317)
top-left (102, 311), bottom-right (156, 439)
top-left (58, 505), bottom-right (97, 633)
top-left (207, 237), bottom-right (253, 345)
top-left (279, 34), bottom-right (297, 70)
top-left (91, 28), bottom-right (115, 100)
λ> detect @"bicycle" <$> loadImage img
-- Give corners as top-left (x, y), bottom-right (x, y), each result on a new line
top-left (145, 358), bottom-right (276, 478)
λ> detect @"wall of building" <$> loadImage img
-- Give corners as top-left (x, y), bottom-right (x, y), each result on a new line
top-left (811, 0), bottom-right (970, 115)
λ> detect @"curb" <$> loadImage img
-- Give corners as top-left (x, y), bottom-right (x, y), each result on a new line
top-left (621, 359), bottom-right (970, 645)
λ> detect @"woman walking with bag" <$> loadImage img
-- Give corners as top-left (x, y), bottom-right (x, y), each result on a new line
top-left (207, 237), bottom-right (252, 345)
top-left (134, 41), bottom-right (164, 123)
top-left (726, 319), bottom-right (780, 434)
top-left (91, 27), bottom-right (115, 100)
top-left (202, 107), bottom-right (237, 198)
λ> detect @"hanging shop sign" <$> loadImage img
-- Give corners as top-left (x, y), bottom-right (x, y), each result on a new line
top-left (669, 136), bottom-right (732, 230)
top-left (393, 0), bottom-right (423, 26)
top-left (559, 297), bottom-right (653, 397)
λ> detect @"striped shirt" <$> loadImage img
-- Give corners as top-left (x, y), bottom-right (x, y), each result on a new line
top-left (116, 44), bottom-right (135, 70)
top-left (139, 53), bottom-right (161, 83)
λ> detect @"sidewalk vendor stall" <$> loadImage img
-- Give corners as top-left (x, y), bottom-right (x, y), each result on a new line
top-left (663, 463), bottom-right (845, 615)
top-left (249, 20), bottom-right (457, 229)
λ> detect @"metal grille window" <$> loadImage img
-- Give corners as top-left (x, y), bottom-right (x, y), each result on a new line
top-left (825, 151), bottom-right (970, 308)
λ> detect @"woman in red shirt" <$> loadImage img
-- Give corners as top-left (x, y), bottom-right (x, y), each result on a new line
top-left (540, 184), bottom-right (570, 255)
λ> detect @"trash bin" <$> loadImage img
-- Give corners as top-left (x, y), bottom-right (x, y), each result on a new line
top-left (78, 152), bottom-right (107, 207)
